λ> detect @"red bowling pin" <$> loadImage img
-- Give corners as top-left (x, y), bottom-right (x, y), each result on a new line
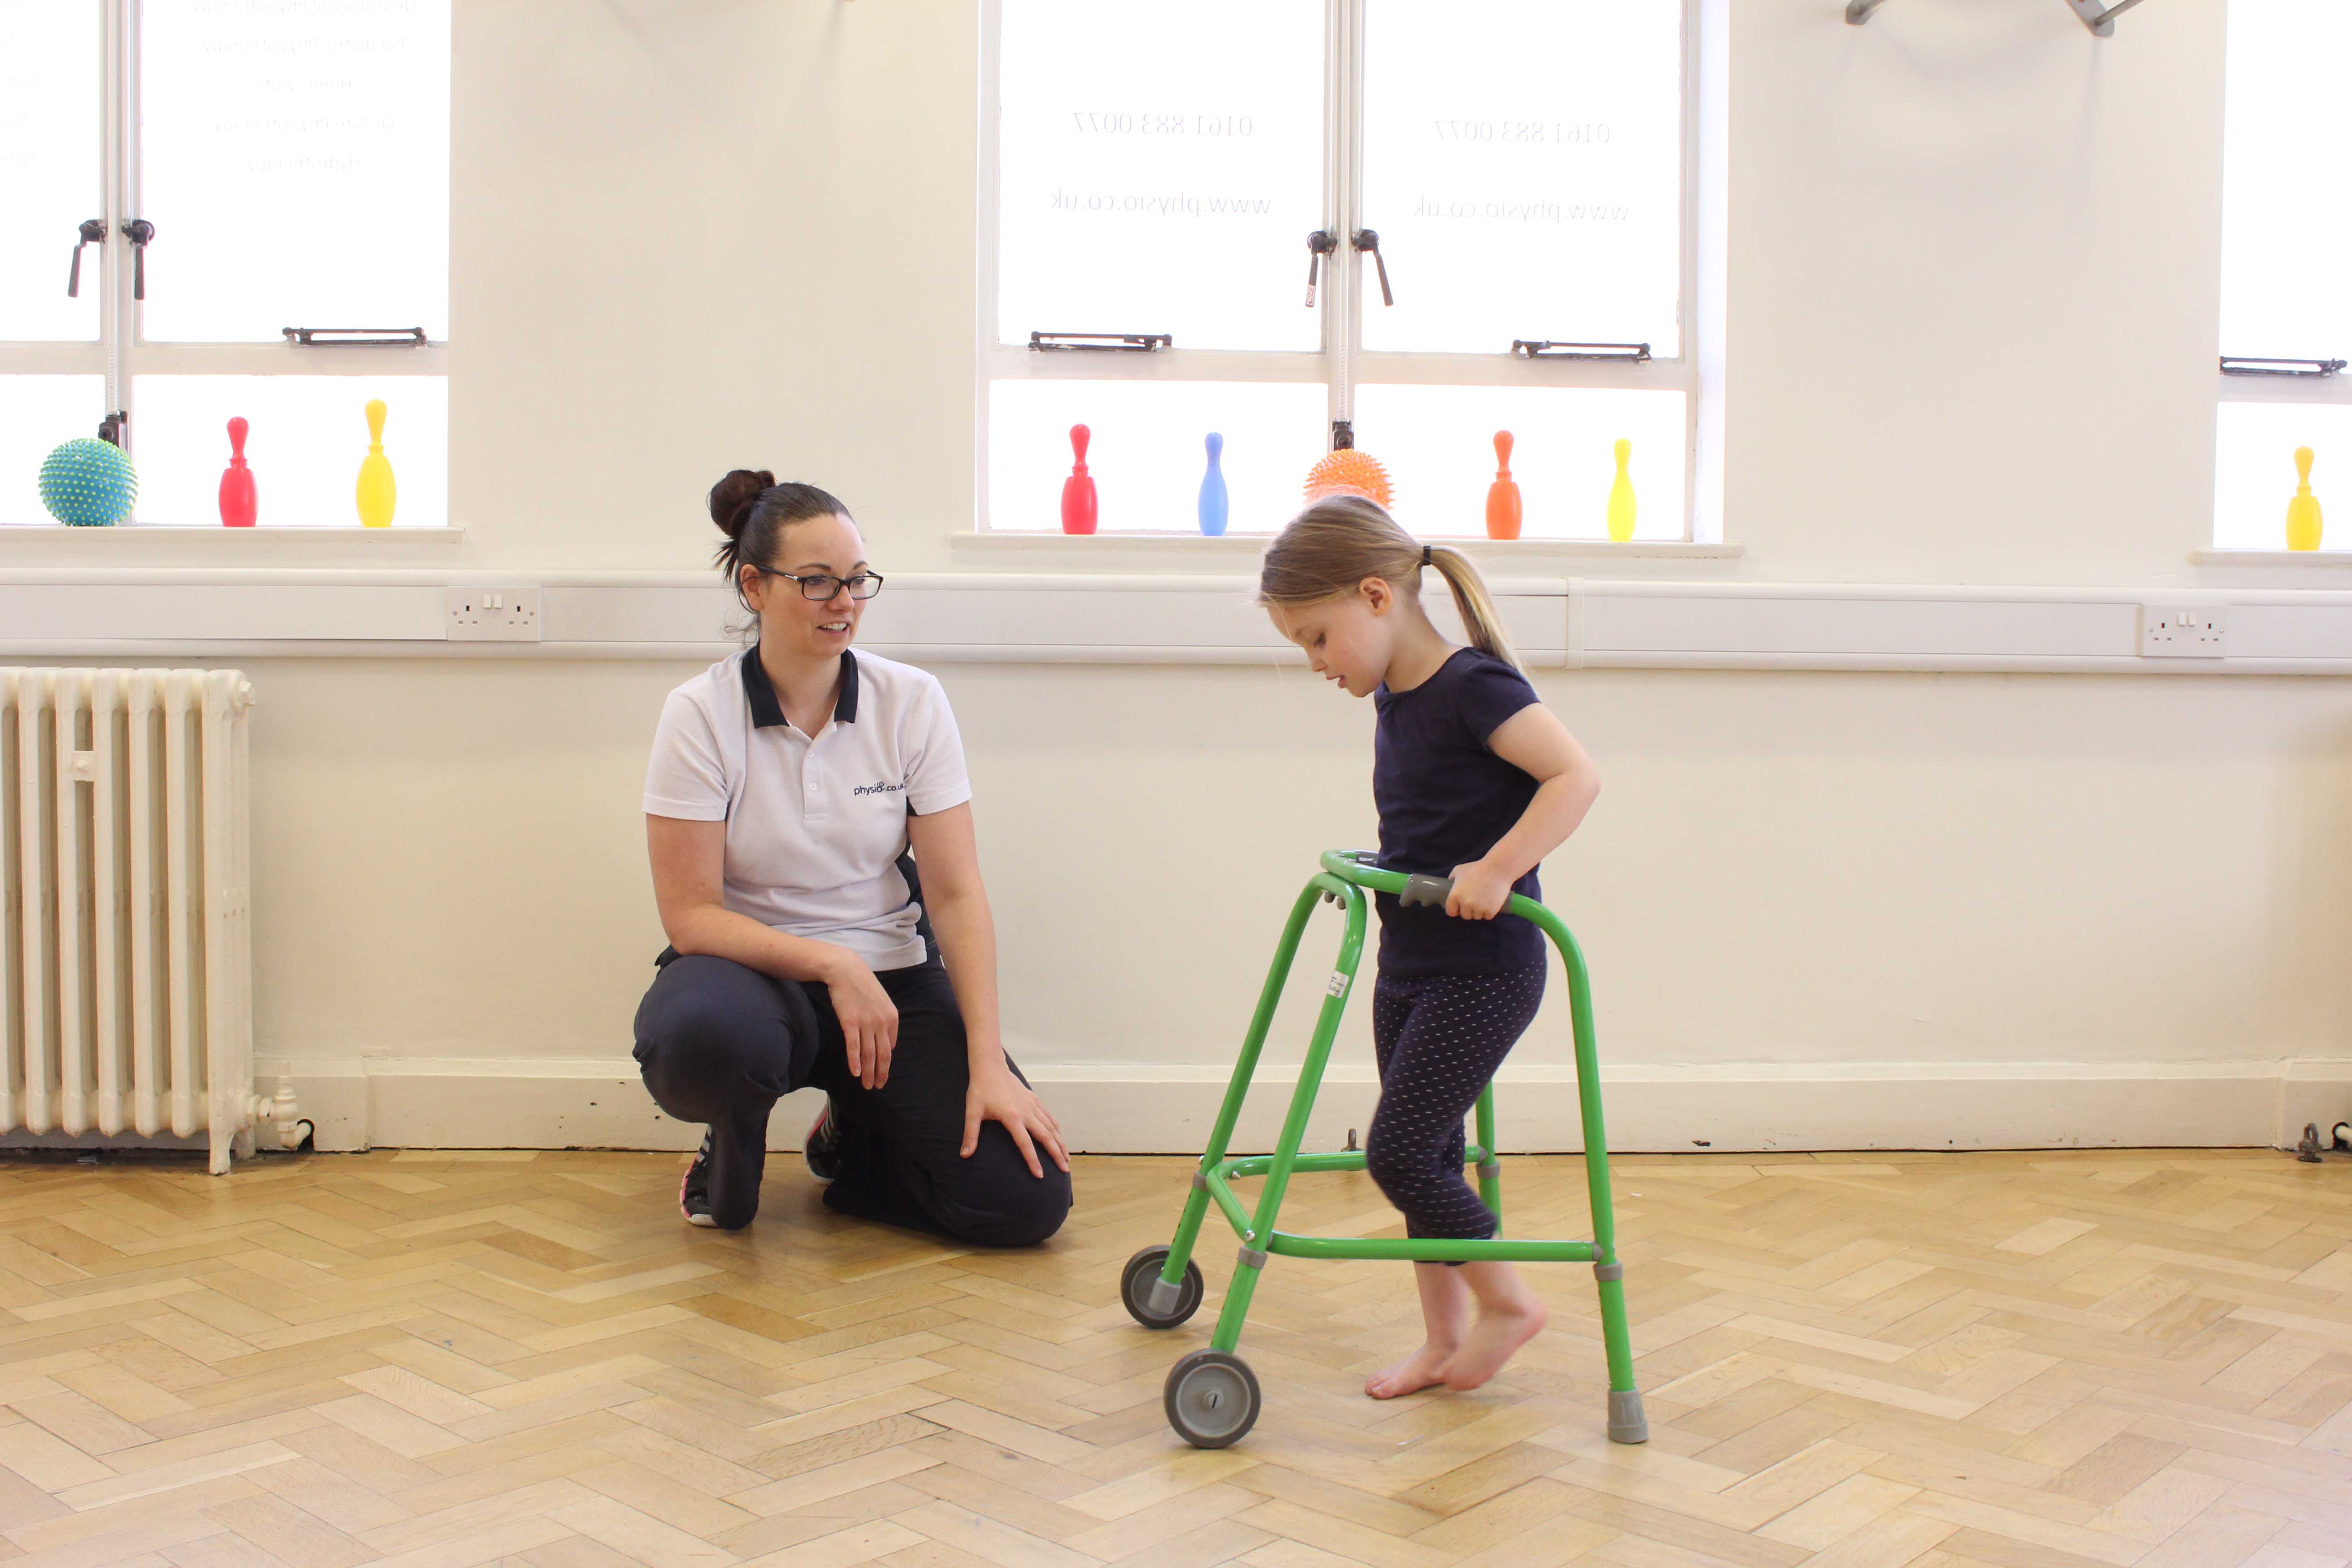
top-left (1061, 423), bottom-right (1098, 535)
top-left (218, 416), bottom-right (258, 527)
top-left (1485, 430), bottom-right (1522, 540)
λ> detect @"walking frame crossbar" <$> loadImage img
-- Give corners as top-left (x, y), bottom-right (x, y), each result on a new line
top-left (1139, 850), bottom-right (1646, 1446)
top-left (1202, 1155), bottom-right (1601, 1262)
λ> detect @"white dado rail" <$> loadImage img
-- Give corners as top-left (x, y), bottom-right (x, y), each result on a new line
top-left (5, 570), bottom-right (2352, 673)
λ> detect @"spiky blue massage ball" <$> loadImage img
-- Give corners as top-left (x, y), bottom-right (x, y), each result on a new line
top-left (38, 438), bottom-right (138, 527)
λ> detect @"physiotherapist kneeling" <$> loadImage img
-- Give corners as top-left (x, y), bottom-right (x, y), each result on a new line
top-left (633, 473), bottom-right (1072, 1245)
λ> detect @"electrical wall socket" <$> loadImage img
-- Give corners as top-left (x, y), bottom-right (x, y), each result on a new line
top-left (446, 584), bottom-right (543, 642)
top-left (2139, 603), bottom-right (2228, 658)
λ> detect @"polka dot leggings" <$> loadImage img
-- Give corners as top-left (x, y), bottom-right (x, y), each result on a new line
top-left (1366, 961), bottom-right (1547, 1245)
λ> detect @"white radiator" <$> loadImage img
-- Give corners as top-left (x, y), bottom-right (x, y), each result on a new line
top-left (1, 669), bottom-right (298, 1173)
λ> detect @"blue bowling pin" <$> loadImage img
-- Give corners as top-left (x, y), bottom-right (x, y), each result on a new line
top-left (1198, 431), bottom-right (1229, 537)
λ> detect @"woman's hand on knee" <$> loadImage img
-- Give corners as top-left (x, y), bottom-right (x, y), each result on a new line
top-left (962, 1064), bottom-right (1071, 1179)
top-left (823, 953), bottom-right (899, 1089)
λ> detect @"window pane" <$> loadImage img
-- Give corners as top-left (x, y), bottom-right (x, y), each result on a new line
top-left (996, 0), bottom-right (1324, 352)
top-left (131, 376), bottom-right (447, 527)
top-left (138, 1), bottom-right (451, 343)
top-left (0, 376), bottom-right (109, 526)
top-left (2214, 402), bottom-right (2352, 552)
top-left (1361, 0), bottom-right (1682, 356)
top-left (2222, 0), bottom-right (2352, 358)
top-left (989, 380), bottom-right (1326, 533)
top-left (0, 0), bottom-right (102, 343)
top-left (1352, 384), bottom-right (1685, 540)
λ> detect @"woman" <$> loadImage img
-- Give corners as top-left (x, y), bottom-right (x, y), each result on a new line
top-left (633, 472), bottom-right (1071, 1245)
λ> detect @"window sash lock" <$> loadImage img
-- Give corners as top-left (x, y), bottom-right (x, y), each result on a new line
top-left (1028, 332), bottom-right (1172, 353)
top-left (281, 327), bottom-right (431, 346)
top-left (1513, 340), bottom-right (1652, 362)
top-left (2220, 355), bottom-right (2345, 379)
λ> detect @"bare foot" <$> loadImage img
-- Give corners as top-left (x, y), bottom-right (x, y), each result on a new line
top-left (1365, 1341), bottom-right (1455, 1400)
top-left (1440, 1297), bottom-right (1548, 1391)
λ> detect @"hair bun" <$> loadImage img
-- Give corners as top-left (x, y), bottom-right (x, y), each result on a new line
top-left (708, 468), bottom-right (776, 539)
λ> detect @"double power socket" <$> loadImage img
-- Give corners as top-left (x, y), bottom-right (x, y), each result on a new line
top-left (2139, 604), bottom-right (2228, 658)
top-left (446, 584), bottom-right (543, 642)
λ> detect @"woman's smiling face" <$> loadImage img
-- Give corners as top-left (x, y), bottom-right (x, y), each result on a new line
top-left (742, 511), bottom-right (870, 660)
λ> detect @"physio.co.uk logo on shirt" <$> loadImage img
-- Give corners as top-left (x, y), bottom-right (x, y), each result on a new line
top-left (852, 779), bottom-right (907, 798)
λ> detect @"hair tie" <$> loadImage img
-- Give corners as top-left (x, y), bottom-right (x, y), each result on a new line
top-left (1421, 545), bottom-right (1431, 568)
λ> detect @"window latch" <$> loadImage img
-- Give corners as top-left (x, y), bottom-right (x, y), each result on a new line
top-left (97, 410), bottom-right (127, 447)
top-left (1851, 0), bottom-right (2148, 34)
top-left (2220, 355), bottom-right (2345, 379)
top-left (67, 219), bottom-right (105, 297)
top-left (1305, 230), bottom-right (1337, 306)
top-left (121, 219), bottom-right (155, 301)
top-left (281, 327), bottom-right (431, 346)
top-left (1513, 339), bottom-right (1652, 362)
top-left (1028, 331), bottom-right (1171, 352)
top-left (1352, 230), bottom-right (1394, 306)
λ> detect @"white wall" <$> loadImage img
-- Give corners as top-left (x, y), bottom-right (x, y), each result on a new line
top-left (10, 0), bottom-right (2352, 1152)
top-left (1728, 0), bottom-right (2232, 586)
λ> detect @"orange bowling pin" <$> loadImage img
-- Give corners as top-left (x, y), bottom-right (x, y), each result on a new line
top-left (1485, 431), bottom-right (1522, 540)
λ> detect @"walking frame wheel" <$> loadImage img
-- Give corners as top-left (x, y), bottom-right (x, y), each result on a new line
top-left (1164, 1349), bottom-right (1260, 1448)
top-left (1120, 1245), bottom-right (1204, 1329)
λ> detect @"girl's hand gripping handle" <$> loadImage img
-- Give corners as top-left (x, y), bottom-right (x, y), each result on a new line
top-left (1398, 874), bottom-right (1455, 909)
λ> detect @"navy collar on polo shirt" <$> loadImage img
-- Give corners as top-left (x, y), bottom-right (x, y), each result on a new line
top-left (740, 645), bottom-right (861, 731)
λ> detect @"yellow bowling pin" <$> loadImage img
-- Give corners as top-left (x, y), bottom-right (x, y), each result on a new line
top-left (1606, 438), bottom-right (1636, 542)
top-left (356, 399), bottom-right (397, 528)
top-left (2286, 446), bottom-right (2323, 552)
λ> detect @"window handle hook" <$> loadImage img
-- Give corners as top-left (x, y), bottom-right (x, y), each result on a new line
top-left (1352, 229), bottom-right (1394, 306)
top-left (1305, 230), bottom-right (1337, 306)
top-left (68, 219), bottom-right (105, 297)
top-left (122, 219), bottom-right (156, 301)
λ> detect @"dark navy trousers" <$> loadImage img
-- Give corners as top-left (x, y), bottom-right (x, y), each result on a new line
top-left (1365, 961), bottom-right (1548, 1245)
top-left (633, 950), bottom-right (1071, 1246)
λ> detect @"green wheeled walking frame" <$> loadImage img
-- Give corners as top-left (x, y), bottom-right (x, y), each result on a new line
top-left (1119, 851), bottom-right (1646, 1450)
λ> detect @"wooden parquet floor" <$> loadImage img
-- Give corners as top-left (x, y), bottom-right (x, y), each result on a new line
top-left (0, 1148), bottom-right (2343, 1568)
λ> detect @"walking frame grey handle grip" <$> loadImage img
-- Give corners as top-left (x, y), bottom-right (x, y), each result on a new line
top-left (1398, 873), bottom-right (1455, 909)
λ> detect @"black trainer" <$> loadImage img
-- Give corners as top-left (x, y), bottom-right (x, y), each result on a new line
top-left (805, 1099), bottom-right (846, 1185)
top-left (679, 1131), bottom-right (718, 1227)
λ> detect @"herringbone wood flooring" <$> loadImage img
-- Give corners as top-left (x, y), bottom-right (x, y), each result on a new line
top-left (0, 1148), bottom-right (2342, 1567)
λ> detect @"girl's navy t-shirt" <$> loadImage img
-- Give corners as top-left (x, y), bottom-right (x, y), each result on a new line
top-left (1372, 647), bottom-right (1545, 978)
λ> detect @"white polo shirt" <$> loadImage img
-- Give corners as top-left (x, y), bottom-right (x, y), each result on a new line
top-left (644, 648), bottom-right (972, 972)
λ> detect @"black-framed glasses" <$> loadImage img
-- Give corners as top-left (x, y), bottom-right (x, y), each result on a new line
top-left (757, 568), bottom-right (885, 601)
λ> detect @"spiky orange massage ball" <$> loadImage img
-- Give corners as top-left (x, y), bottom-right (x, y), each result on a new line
top-left (1303, 448), bottom-right (1394, 509)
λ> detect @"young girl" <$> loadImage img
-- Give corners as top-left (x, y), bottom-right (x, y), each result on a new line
top-left (1260, 494), bottom-right (1603, 1399)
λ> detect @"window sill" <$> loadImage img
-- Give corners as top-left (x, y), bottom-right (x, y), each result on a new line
top-left (2193, 548), bottom-right (2352, 566)
top-left (1, 524), bottom-right (464, 537)
top-left (952, 531), bottom-right (1742, 561)
top-left (0, 524), bottom-right (466, 558)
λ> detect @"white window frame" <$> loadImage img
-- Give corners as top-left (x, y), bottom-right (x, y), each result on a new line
top-left (1, 0), bottom-right (447, 526)
top-left (2211, 0), bottom-right (2352, 555)
top-left (976, 0), bottom-right (1706, 539)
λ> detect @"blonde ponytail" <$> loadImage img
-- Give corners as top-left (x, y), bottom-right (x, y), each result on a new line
top-left (1423, 544), bottom-right (1519, 671)
top-left (1258, 495), bottom-right (1520, 670)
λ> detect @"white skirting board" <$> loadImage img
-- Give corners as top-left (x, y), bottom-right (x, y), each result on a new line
top-left (263, 1054), bottom-right (2352, 1156)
